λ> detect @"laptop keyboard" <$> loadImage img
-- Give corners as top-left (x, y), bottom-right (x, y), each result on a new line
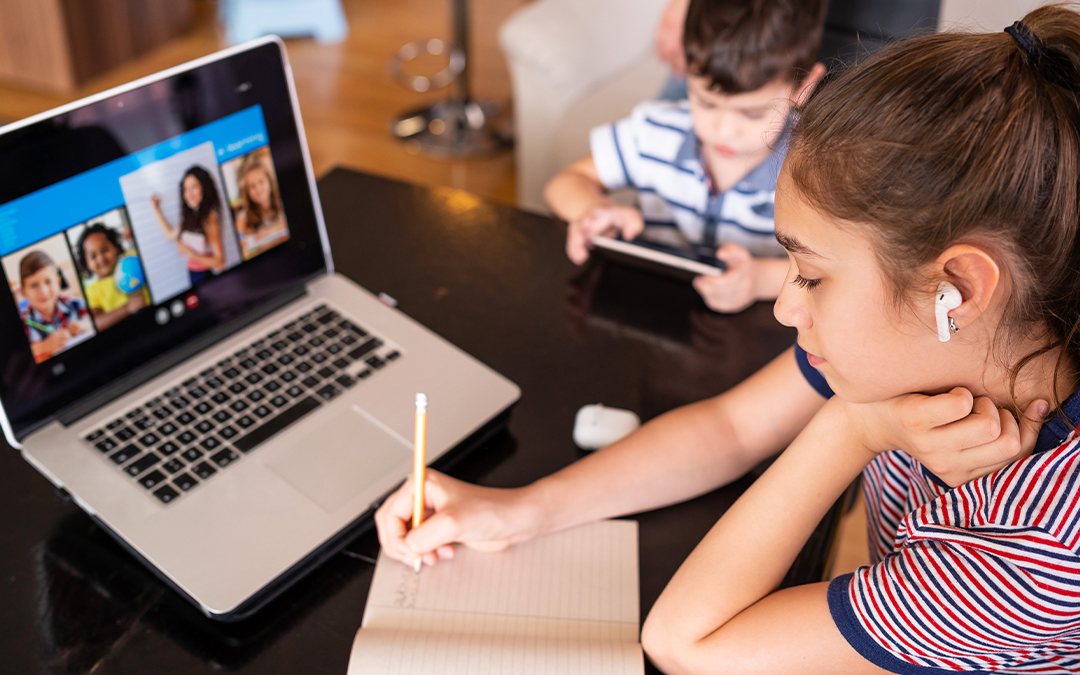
top-left (81, 304), bottom-right (403, 505)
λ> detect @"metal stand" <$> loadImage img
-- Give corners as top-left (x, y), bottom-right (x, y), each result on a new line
top-left (388, 0), bottom-right (510, 158)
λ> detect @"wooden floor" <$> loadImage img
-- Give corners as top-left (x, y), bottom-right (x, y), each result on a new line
top-left (0, 0), bottom-right (526, 204)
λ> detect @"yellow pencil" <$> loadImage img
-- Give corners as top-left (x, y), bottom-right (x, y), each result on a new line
top-left (412, 393), bottom-right (428, 573)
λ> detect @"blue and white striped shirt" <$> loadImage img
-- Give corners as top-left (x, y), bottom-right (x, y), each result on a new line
top-left (589, 100), bottom-right (788, 258)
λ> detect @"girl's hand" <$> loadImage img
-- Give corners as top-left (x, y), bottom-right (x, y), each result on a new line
top-left (847, 388), bottom-right (1048, 486)
top-left (150, 194), bottom-right (161, 209)
top-left (374, 470), bottom-right (540, 569)
top-left (692, 243), bottom-right (758, 313)
top-left (176, 240), bottom-right (194, 257)
top-left (566, 205), bottom-right (646, 265)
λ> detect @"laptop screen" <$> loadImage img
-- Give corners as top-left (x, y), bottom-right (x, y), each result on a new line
top-left (0, 41), bottom-right (328, 439)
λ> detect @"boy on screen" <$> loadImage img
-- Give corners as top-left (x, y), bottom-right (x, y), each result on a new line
top-left (17, 251), bottom-right (93, 362)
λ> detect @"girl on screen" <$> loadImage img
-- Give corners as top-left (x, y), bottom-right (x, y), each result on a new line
top-left (150, 165), bottom-right (226, 285)
top-left (75, 223), bottom-right (149, 330)
top-left (234, 156), bottom-right (288, 260)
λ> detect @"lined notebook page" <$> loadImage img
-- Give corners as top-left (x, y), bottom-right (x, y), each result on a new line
top-left (347, 520), bottom-right (642, 675)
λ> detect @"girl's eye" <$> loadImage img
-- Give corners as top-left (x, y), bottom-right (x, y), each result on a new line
top-left (792, 274), bottom-right (821, 291)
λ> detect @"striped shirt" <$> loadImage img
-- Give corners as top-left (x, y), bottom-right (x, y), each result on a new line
top-left (589, 100), bottom-right (788, 258)
top-left (20, 296), bottom-right (89, 344)
top-left (794, 346), bottom-right (1080, 672)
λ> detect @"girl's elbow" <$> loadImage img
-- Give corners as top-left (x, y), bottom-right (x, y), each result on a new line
top-left (642, 614), bottom-right (697, 675)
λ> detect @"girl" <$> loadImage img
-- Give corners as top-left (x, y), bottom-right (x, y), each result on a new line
top-left (151, 165), bottom-right (226, 285)
top-left (234, 156), bottom-right (288, 260)
top-left (76, 223), bottom-right (149, 330)
top-left (378, 5), bottom-right (1080, 671)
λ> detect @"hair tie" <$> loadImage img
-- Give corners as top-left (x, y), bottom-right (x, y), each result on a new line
top-left (1005, 20), bottom-right (1045, 65)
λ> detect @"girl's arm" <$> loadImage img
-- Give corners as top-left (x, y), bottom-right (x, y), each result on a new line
top-left (235, 210), bottom-right (250, 236)
top-left (177, 213), bottom-right (226, 271)
top-left (641, 394), bottom-right (1044, 675)
top-left (151, 194), bottom-right (180, 241)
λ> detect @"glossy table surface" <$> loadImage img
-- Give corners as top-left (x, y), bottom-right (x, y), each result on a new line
top-left (0, 169), bottom-right (801, 674)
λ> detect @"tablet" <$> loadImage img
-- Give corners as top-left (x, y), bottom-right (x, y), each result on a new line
top-left (592, 235), bottom-right (726, 282)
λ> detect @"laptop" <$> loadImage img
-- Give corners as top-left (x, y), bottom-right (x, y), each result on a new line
top-left (0, 37), bottom-right (520, 620)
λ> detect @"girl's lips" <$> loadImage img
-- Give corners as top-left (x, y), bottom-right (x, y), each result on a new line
top-left (806, 351), bottom-right (825, 367)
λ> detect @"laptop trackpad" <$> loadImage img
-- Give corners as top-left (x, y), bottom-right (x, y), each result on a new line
top-left (265, 406), bottom-right (411, 513)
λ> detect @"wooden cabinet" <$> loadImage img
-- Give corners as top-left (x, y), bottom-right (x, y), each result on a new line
top-left (0, 0), bottom-right (192, 92)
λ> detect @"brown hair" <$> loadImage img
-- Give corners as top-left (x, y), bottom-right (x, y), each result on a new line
top-left (786, 4), bottom-right (1080, 413)
top-left (19, 250), bottom-right (56, 286)
top-left (683, 0), bottom-right (828, 94)
top-left (238, 157), bottom-right (282, 233)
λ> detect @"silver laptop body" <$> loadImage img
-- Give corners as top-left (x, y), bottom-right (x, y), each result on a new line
top-left (0, 37), bottom-right (520, 619)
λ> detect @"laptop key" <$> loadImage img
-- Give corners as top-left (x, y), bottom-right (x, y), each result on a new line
top-left (357, 369), bottom-right (372, 379)
top-left (139, 470), bottom-right (167, 490)
top-left (94, 438), bottom-right (118, 453)
top-left (170, 396), bottom-right (190, 409)
top-left (248, 390), bottom-right (266, 403)
top-left (173, 473), bottom-right (198, 491)
top-left (220, 425), bottom-right (238, 440)
top-left (188, 386), bottom-right (208, 399)
top-left (293, 345), bottom-right (310, 356)
top-left (211, 391), bottom-right (230, 404)
top-left (182, 377), bottom-right (198, 388)
top-left (212, 410), bottom-right (232, 423)
top-left (295, 362), bottom-right (313, 373)
top-left (309, 336), bottom-right (324, 348)
top-left (210, 449), bottom-right (239, 468)
top-left (301, 323), bottom-right (319, 334)
top-left (245, 372), bottom-right (263, 385)
top-left (222, 367), bottom-right (241, 379)
top-left (336, 374), bottom-right (356, 389)
top-left (280, 371), bottom-right (297, 383)
top-left (115, 427), bottom-right (136, 441)
top-left (239, 358), bottom-right (258, 370)
top-left (158, 441), bottom-right (180, 456)
top-left (317, 384), bottom-right (340, 401)
top-left (153, 484), bottom-right (180, 504)
top-left (230, 399), bottom-right (250, 412)
top-left (277, 354), bottom-right (295, 366)
top-left (326, 343), bottom-right (342, 355)
top-left (229, 382), bottom-right (247, 394)
top-left (176, 412), bottom-right (196, 426)
top-left (158, 422), bottom-right (179, 436)
top-left (182, 448), bottom-right (204, 462)
top-left (152, 406), bottom-right (173, 420)
top-left (256, 349), bottom-right (274, 361)
top-left (234, 396), bottom-right (322, 453)
top-left (261, 363), bottom-right (279, 376)
top-left (199, 368), bottom-right (215, 378)
top-left (205, 376), bottom-right (224, 389)
top-left (340, 334), bottom-right (358, 346)
top-left (126, 453), bottom-right (161, 476)
top-left (272, 340), bottom-right (289, 351)
top-left (323, 327), bottom-right (340, 339)
top-left (270, 395), bottom-right (289, 408)
top-left (287, 331), bottom-right (304, 342)
top-left (317, 366), bottom-right (336, 379)
top-left (138, 433), bottom-right (160, 447)
top-left (311, 353), bottom-right (327, 364)
top-left (165, 387), bottom-right (181, 397)
top-left (253, 405), bottom-right (272, 418)
top-left (286, 385), bottom-right (304, 398)
top-left (146, 397), bottom-right (162, 408)
top-left (236, 415), bottom-right (255, 429)
top-left (177, 431), bottom-right (197, 445)
top-left (385, 350), bottom-right (401, 361)
top-left (163, 458), bottom-right (185, 474)
top-left (301, 376), bottom-right (321, 389)
top-left (333, 357), bottom-right (350, 369)
top-left (194, 401), bottom-right (213, 415)
top-left (126, 407), bottom-right (144, 419)
top-left (110, 445), bottom-right (139, 465)
top-left (199, 436), bottom-right (222, 451)
top-left (191, 462), bottom-right (217, 480)
top-left (133, 416), bottom-right (154, 430)
top-left (317, 311), bottom-right (337, 325)
top-left (264, 380), bottom-right (281, 393)
top-left (348, 338), bottom-right (382, 361)
top-left (366, 356), bottom-right (386, 369)
top-left (106, 419), bottom-right (125, 430)
top-left (194, 420), bottom-right (214, 434)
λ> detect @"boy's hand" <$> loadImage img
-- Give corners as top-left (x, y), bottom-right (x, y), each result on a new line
top-left (692, 243), bottom-right (758, 313)
top-left (655, 0), bottom-right (689, 76)
top-left (566, 205), bottom-right (645, 265)
top-left (846, 388), bottom-right (1048, 486)
top-left (375, 470), bottom-right (539, 569)
top-left (67, 322), bottom-right (83, 337)
top-left (42, 328), bottom-right (71, 352)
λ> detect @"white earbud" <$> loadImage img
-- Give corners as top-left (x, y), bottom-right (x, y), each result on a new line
top-left (935, 281), bottom-right (962, 343)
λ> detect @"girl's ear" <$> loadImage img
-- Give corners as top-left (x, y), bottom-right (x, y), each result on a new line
top-left (937, 245), bottom-right (1001, 330)
top-left (794, 63), bottom-right (827, 105)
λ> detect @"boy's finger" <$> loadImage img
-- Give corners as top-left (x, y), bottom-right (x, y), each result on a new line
top-left (1018, 399), bottom-right (1049, 456)
top-left (917, 387), bottom-right (974, 428)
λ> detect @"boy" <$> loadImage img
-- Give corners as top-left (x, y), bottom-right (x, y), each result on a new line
top-left (18, 250), bottom-right (91, 362)
top-left (545, 0), bottom-right (827, 313)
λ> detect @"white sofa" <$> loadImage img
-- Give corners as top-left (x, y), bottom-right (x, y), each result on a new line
top-left (499, 0), bottom-right (1045, 213)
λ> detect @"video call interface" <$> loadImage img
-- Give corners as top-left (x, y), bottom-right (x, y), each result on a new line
top-left (0, 106), bottom-right (291, 365)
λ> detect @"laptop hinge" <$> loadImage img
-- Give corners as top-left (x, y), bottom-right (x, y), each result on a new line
top-left (56, 284), bottom-right (309, 428)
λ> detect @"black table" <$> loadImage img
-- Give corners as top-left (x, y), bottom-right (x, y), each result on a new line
top-left (0, 169), bottom-right (815, 674)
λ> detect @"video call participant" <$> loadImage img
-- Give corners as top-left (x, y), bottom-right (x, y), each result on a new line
top-left (17, 250), bottom-right (90, 361)
top-left (76, 223), bottom-right (149, 330)
top-left (234, 157), bottom-right (288, 259)
top-left (151, 165), bottom-right (226, 285)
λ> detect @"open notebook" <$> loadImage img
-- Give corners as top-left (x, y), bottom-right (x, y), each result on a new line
top-left (347, 520), bottom-right (643, 675)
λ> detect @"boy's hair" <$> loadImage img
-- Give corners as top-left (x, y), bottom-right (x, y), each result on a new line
top-left (75, 223), bottom-right (123, 278)
top-left (683, 0), bottom-right (827, 94)
top-left (786, 4), bottom-right (1080, 416)
top-left (19, 251), bottom-right (56, 286)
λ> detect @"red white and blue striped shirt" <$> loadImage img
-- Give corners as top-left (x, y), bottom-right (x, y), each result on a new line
top-left (795, 346), bottom-right (1080, 673)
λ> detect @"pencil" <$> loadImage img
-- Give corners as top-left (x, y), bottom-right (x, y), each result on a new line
top-left (412, 393), bottom-right (428, 573)
top-left (25, 319), bottom-right (55, 334)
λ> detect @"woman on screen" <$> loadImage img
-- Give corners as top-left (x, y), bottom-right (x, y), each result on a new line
top-left (234, 156), bottom-right (288, 260)
top-left (150, 165), bottom-right (226, 285)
